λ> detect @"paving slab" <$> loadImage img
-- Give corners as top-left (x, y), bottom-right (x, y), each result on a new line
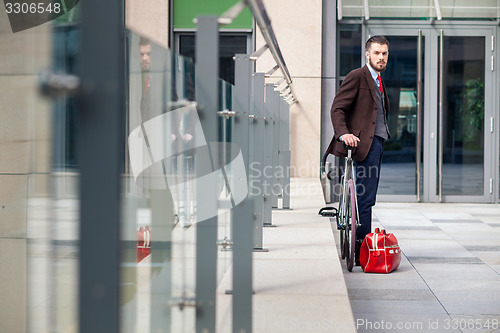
top-left (350, 299), bottom-right (447, 315)
top-left (398, 239), bottom-right (473, 258)
top-left (215, 178), bottom-right (357, 333)
top-left (333, 201), bottom-right (500, 333)
top-left (412, 263), bottom-right (500, 281)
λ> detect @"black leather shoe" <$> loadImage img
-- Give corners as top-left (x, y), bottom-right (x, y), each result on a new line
top-left (355, 239), bottom-right (362, 266)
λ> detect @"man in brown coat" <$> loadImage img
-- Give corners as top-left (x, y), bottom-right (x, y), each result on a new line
top-left (327, 35), bottom-right (390, 265)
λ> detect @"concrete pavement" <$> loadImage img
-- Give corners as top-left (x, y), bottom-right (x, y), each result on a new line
top-left (229, 178), bottom-right (500, 333)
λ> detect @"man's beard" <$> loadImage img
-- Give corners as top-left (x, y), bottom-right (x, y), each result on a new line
top-left (369, 57), bottom-right (387, 72)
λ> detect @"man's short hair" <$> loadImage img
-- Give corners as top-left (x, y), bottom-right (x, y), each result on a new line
top-left (365, 35), bottom-right (389, 51)
top-left (139, 37), bottom-right (151, 47)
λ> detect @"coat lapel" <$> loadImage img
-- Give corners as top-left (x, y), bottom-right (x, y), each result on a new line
top-left (362, 65), bottom-right (378, 103)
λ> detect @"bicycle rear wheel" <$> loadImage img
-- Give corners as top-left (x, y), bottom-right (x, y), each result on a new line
top-left (338, 199), bottom-right (346, 259)
top-left (344, 183), bottom-right (352, 268)
top-left (346, 179), bottom-right (357, 272)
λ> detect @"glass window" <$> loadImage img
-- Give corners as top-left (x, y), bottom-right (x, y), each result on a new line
top-left (339, 24), bottom-right (362, 77)
top-left (178, 34), bottom-right (247, 85)
top-left (340, 0), bottom-right (500, 19)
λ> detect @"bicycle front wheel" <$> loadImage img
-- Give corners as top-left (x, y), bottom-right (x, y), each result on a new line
top-left (346, 179), bottom-right (357, 272)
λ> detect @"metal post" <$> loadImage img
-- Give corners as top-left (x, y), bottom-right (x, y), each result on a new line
top-left (233, 54), bottom-right (252, 169)
top-left (263, 84), bottom-right (275, 227)
top-left (78, 0), bottom-right (124, 331)
top-left (277, 98), bottom-right (286, 208)
top-left (195, 16), bottom-right (219, 333)
top-left (232, 198), bottom-right (254, 333)
top-left (438, 29), bottom-right (444, 202)
top-left (282, 101), bottom-right (291, 209)
top-left (416, 30), bottom-right (423, 202)
top-left (150, 190), bottom-right (174, 331)
top-left (271, 90), bottom-right (281, 209)
top-left (232, 53), bottom-right (254, 333)
top-left (252, 73), bottom-right (266, 250)
top-left (321, 0), bottom-right (337, 202)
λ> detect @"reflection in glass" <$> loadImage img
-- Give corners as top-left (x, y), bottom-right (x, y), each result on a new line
top-left (378, 36), bottom-right (423, 196)
top-left (123, 30), bottom-right (245, 332)
top-left (441, 36), bottom-right (485, 196)
top-left (179, 34), bottom-right (247, 85)
top-left (0, 3), bottom-right (81, 332)
top-left (339, 24), bottom-right (362, 77)
top-left (123, 32), bottom-right (181, 332)
top-left (50, 23), bottom-right (81, 333)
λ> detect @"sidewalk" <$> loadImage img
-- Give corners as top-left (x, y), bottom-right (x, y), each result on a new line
top-left (338, 201), bottom-right (500, 332)
top-left (229, 178), bottom-right (500, 333)
top-left (216, 178), bottom-right (357, 332)
top-left (252, 178), bottom-right (356, 333)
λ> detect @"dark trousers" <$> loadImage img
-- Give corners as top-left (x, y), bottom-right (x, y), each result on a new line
top-left (354, 136), bottom-right (384, 241)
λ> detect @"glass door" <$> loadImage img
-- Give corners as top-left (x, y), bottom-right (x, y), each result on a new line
top-left (366, 25), bottom-right (495, 203)
top-left (435, 29), bottom-right (494, 202)
top-left (365, 27), bottom-right (425, 201)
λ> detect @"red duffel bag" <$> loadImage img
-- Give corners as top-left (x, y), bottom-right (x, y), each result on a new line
top-left (359, 228), bottom-right (401, 273)
top-left (137, 226), bottom-right (151, 263)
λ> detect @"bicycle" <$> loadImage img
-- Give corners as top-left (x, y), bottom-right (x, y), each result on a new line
top-left (319, 146), bottom-right (360, 272)
top-left (337, 147), bottom-right (361, 271)
top-left (319, 146), bottom-right (361, 272)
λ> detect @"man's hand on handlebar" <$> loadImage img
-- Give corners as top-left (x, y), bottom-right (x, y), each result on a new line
top-left (341, 134), bottom-right (360, 147)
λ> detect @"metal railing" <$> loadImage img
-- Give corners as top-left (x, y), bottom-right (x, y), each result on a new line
top-left (41, 0), bottom-right (294, 332)
top-left (217, 0), bottom-right (297, 105)
top-left (193, 1), bottom-right (293, 331)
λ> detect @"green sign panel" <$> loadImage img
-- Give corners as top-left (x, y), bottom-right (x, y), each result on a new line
top-left (173, 0), bottom-right (253, 29)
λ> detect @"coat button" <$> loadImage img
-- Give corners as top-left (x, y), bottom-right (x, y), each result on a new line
top-left (370, 136), bottom-right (373, 139)
top-left (372, 121), bottom-right (375, 124)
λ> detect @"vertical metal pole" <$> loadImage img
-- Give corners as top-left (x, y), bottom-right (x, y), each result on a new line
top-left (232, 54), bottom-right (253, 333)
top-left (195, 16), bottom-right (219, 333)
top-left (232, 198), bottom-right (254, 333)
top-left (252, 73), bottom-right (266, 249)
top-left (78, 0), bottom-right (124, 331)
top-left (233, 54), bottom-right (252, 169)
top-left (321, 0), bottom-right (338, 202)
top-left (271, 90), bottom-right (281, 208)
top-left (150, 190), bottom-right (173, 332)
top-left (278, 98), bottom-right (285, 202)
top-left (263, 84), bottom-right (275, 226)
top-left (438, 29), bottom-right (444, 202)
top-left (416, 30), bottom-right (423, 202)
top-left (282, 101), bottom-right (291, 209)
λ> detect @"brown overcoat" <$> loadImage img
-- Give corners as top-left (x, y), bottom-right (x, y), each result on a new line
top-left (326, 65), bottom-right (390, 161)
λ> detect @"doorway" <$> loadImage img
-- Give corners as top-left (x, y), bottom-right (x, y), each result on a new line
top-left (366, 24), bottom-right (496, 203)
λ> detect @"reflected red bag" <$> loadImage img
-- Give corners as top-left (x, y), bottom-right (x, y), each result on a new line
top-left (359, 228), bottom-right (401, 273)
top-left (137, 226), bottom-right (151, 263)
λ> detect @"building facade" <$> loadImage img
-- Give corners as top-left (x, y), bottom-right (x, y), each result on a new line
top-left (322, 1), bottom-right (500, 204)
top-left (1, 0), bottom-right (500, 332)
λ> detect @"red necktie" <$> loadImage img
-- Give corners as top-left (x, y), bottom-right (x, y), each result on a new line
top-left (377, 75), bottom-right (383, 94)
top-left (144, 76), bottom-right (150, 94)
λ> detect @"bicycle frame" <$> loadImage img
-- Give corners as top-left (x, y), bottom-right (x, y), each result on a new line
top-left (338, 149), bottom-right (360, 229)
top-left (337, 148), bottom-right (361, 271)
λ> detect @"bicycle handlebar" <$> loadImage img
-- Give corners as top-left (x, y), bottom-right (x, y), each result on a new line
top-left (321, 142), bottom-right (355, 175)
